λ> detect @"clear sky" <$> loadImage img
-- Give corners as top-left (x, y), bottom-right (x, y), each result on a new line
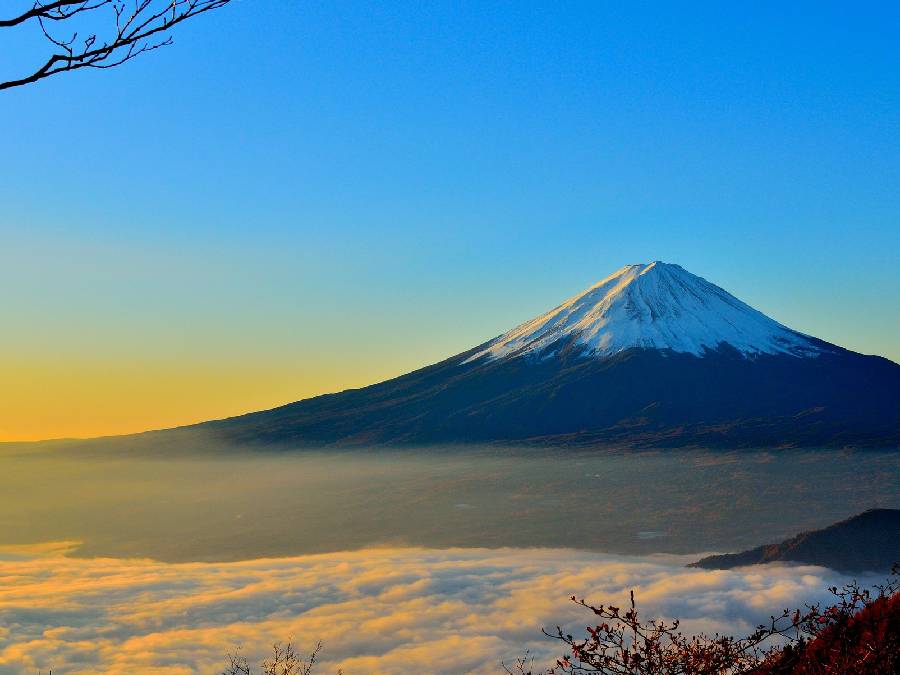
top-left (1, 1), bottom-right (898, 441)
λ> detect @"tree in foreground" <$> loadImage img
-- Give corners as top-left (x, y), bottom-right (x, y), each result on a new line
top-left (223, 640), bottom-right (343, 675)
top-left (1, 0), bottom-right (233, 90)
top-left (506, 566), bottom-right (899, 675)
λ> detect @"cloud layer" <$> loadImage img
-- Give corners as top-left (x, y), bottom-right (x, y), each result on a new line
top-left (0, 543), bottom-right (865, 674)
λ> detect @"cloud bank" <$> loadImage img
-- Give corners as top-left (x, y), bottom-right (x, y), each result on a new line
top-left (0, 543), bottom-right (865, 674)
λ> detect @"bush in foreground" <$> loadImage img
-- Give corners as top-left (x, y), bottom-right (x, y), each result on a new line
top-left (505, 566), bottom-right (899, 675)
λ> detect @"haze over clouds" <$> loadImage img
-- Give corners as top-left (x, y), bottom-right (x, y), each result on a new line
top-left (0, 543), bottom-right (867, 675)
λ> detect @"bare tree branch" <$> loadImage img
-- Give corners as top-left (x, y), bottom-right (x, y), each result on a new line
top-left (0, 1), bottom-right (110, 28)
top-left (1, 0), bottom-right (234, 90)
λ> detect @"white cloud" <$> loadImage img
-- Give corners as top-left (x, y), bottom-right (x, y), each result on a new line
top-left (0, 544), bottom-right (868, 674)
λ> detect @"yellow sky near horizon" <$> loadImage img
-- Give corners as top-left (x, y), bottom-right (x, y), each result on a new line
top-left (0, 357), bottom-right (414, 442)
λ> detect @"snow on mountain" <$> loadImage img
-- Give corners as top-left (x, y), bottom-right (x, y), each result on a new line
top-left (467, 262), bottom-right (822, 362)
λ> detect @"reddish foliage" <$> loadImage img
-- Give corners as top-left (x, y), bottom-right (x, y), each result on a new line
top-left (508, 566), bottom-right (899, 675)
top-left (751, 593), bottom-right (900, 674)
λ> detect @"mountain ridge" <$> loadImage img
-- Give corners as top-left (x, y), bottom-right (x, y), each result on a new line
top-left (689, 509), bottom-right (900, 573)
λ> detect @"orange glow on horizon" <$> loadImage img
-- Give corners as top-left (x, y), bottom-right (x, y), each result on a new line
top-left (0, 358), bottom-right (413, 442)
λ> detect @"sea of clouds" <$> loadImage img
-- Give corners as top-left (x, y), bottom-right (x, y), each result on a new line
top-left (0, 543), bottom-right (868, 674)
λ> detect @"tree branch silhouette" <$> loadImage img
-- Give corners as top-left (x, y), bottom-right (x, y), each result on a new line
top-left (1, 0), bottom-right (233, 90)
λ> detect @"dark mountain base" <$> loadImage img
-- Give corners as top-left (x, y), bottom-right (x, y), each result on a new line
top-left (197, 346), bottom-right (900, 449)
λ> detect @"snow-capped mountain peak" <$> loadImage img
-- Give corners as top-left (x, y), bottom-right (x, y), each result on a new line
top-left (467, 262), bottom-right (821, 362)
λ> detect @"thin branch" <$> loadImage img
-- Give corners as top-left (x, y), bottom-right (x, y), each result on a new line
top-left (1, 0), bottom-right (232, 90)
top-left (0, 1), bottom-right (111, 28)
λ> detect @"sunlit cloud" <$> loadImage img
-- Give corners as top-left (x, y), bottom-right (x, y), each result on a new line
top-left (0, 544), bottom-right (868, 674)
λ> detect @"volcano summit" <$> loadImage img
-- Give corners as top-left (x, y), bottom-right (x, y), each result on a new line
top-left (467, 262), bottom-right (820, 361)
top-left (202, 262), bottom-right (899, 449)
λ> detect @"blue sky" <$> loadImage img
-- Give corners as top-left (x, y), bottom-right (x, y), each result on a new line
top-left (1, 1), bottom-right (898, 438)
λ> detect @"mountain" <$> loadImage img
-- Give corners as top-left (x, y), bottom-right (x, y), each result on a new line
top-left (199, 261), bottom-right (899, 449)
top-left (690, 509), bottom-right (900, 573)
top-left (465, 261), bottom-right (820, 361)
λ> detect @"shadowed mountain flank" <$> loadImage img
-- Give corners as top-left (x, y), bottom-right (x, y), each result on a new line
top-left (690, 509), bottom-right (900, 573)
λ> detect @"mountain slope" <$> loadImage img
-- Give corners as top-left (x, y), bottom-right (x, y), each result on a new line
top-left (197, 262), bottom-right (900, 449)
top-left (689, 509), bottom-right (900, 573)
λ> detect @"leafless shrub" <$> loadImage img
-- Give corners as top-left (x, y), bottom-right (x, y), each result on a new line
top-left (223, 640), bottom-right (343, 675)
